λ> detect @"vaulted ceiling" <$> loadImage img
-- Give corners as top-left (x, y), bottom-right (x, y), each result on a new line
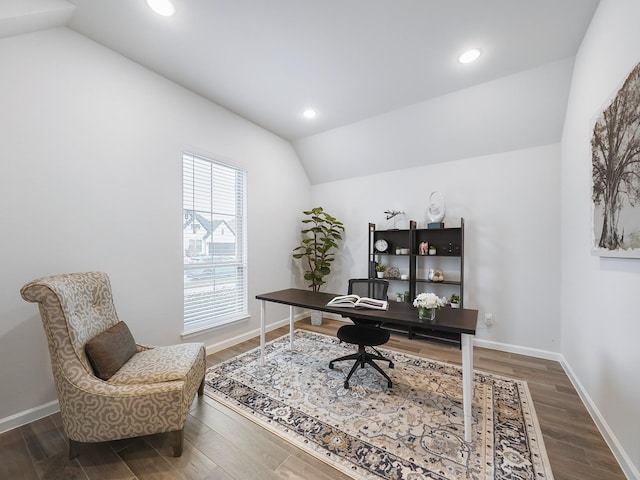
top-left (2, 0), bottom-right (601, 183)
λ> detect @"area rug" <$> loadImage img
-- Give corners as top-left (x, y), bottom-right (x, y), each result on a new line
top-left (204, 330), bottom-right (553, 480)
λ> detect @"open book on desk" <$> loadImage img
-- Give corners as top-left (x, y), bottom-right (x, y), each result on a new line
top-left (326, 294), bottom-right (389, 310)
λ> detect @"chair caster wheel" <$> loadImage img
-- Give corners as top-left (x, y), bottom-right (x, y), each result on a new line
top-left (344, 382), bottom-right (350, 389)
top-left (329, 363), bottom-right (334, 369)
top-left (387, 381), bottom-right (393, 388)
top-left (389, 362), bottom-right (394, 368)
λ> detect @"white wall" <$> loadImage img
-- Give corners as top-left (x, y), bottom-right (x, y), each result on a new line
top-left (312, 144), bottom-right (561, 353)
top-left (0, 27), bottom-right (310, 426)
top-left (561, 0), bottom-right (640, 477)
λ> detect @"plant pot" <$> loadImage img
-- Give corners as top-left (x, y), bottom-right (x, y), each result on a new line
top-left (376, 271), bottom-right (384, 278)
top-left (310, 310), bottom-right (323, 326)
top-left (450, 303), bottom-right (460, 309)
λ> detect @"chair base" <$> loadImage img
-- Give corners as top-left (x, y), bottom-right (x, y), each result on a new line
top-left (329, 345), bottom-right (394, 389)
top-left (171, 429), bottom-right (184, 457)
top-left (68, 428), bottom-right (186, 459)
top-left (69, 439), bottom-right (80, 460)
top-left (198, 377), bottom-right (205, 396)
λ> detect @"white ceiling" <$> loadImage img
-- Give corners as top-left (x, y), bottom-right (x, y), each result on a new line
top-left (2, 0), bottom-right (601, 183)
top-left (62, 0), bottom-right (599, 141)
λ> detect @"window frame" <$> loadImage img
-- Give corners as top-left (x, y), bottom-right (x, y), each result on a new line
top-left (182, 151), bottom-right (248, 335)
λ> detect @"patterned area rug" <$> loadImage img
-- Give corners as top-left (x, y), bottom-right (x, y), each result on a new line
top-left (204, 330), bottom-right (553, 480)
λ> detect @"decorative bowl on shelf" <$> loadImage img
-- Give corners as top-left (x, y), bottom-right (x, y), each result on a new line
top-left (386, 266), bottom-right (401, 279)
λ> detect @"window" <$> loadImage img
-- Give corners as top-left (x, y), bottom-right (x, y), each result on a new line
top-left (183, 151), bottom-right (247, 333)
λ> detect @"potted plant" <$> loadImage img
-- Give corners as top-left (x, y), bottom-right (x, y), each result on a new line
top-left (413, 292), bottom-right (444, 321)
top-left (292, 207), bottom-right (345, 324)
top-left (449, 293), bottom-right (461, 308)
top-left (375, 263), bottom-right (387, 278)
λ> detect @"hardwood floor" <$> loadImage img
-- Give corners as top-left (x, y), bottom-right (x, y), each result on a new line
top-left (0, 318), bottom-right (626, 480)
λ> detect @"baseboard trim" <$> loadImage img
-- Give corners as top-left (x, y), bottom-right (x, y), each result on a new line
top-left (473, 340), bottom-right (636, 477)
top-left (203, 311), bottom-right (309, 355)
top-left (560, 358), bottom-right (639, 480)
top-left (472, 338), bottom-right (562, 362)
top-left (0, 399), bottom-right (59, 435)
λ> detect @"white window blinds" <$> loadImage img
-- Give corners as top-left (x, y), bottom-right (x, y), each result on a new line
top-left (183, 152), bottom-right (248, 333)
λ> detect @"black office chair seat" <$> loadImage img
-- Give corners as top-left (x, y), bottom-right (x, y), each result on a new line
top-left (329, 324), bottom-right (394, 389)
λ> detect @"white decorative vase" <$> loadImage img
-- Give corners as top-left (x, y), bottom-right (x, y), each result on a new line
top-left (310, 310), bottom-right (323, 326)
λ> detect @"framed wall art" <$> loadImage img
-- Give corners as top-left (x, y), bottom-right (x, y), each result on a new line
top-left (591, 60), bottom-right (640, 258)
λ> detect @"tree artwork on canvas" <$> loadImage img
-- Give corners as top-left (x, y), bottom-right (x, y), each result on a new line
top-left (591, 60), bottom-right (640, 257)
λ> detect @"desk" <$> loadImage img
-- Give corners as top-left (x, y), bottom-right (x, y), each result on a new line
top-left (256, 288), bottom-right (478, 442)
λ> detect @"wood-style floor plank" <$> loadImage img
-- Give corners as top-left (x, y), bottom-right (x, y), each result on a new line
top-left (0, 427), bottom-right (40, 480)
top-left (76, 441), bottom-right (137, 480)
top-left (0, 318), bottom-right (626, 480)
top-left (143, 433), bottom-right (220, 480)
top-left (116, 440), bottom-right (189, 480)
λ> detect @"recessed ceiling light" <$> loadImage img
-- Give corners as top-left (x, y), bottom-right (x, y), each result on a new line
top-left (458, 48), bottom-right (482, 64)
top-left (303, 109), bottom-right (318, 119)
top-left (146, 0), bottom-right (176, 17)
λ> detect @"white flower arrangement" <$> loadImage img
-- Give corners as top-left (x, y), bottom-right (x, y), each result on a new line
top-left (413, 292), bottom-right (444, 309)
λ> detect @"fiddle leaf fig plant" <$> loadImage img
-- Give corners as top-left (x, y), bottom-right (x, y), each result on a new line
top-left (292, 207), bottom-right (345, 292)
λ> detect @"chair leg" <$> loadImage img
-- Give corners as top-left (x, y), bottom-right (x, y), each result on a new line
top-left (331, 344), bottom-right (393, 389)
top-left (341, 346), bottom-right (393, 388)
top-left (69, 439), bottom-right (80, 459)
top-left (343, 356), bottom-right (364, 388)
top-left (198, 376), bottom-right (205, 396)
top-left (172, 429), bottom-right (184, 457)
top-left (366, 358), bottom-right (393, 388)
top-left (328, 352), bottom-right (359, 369)
top-left (370, 347), bottom-right (394, 367)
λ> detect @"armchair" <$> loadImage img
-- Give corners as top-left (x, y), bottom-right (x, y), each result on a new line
top-left (20, 271), bottom-right (206, 458)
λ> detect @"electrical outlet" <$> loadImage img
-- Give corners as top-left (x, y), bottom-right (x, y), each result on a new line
top-left (484, 313), bottom-right (493, 326)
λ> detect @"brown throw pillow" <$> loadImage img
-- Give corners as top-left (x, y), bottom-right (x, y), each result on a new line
top-left (85, 321), bottom-right (137, 380)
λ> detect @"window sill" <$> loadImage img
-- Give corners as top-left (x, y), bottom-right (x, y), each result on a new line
top-left (181, 314), bottom-right (250, 339)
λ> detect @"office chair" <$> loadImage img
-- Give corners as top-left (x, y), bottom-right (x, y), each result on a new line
top-left (329, 278), bottom-right (394, 388)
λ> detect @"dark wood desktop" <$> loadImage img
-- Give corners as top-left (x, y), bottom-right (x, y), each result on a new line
top-left (256, 288), bottom-right (478, 441)
top-left (257, 288), bottom-right (476, 342)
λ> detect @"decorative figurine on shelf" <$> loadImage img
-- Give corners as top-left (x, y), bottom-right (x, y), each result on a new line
top-left (419, 242), bottom-right (429, 255)
top-left (428, 269), bottom-right (444, 282)
top-left (384, 209), bottom-right (404, 220)
top-left (426, 191), bottom-right (445, 228)
top-left (384, 209), bottom-right (405, 229)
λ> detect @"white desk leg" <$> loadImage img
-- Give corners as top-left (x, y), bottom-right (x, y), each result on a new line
top-left (461, 333), bottom-right (474, 442)
top-left (289, 305), bottom-right (294, 351)
top-left (260, 300), bottom-right (266, 366)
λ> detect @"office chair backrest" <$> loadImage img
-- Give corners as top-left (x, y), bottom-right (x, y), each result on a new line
top-left (348, 278), bottom-right (389, 300)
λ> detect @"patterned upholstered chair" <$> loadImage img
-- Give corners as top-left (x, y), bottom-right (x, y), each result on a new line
top-left (20, 272), bottom-right (206, 458)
